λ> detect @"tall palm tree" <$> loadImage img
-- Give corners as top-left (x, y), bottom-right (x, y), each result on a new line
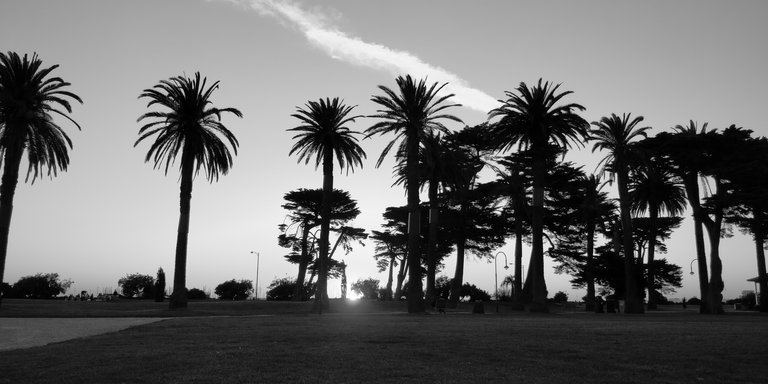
top-left (488, 79), bottom-right (589, 312)
top-left (590, 113), bottom-right (650, 313)
top-left (629, 161), bottom-right (686, 310)
top-left (289, 97), bottom-right (365, 313)
top-left (366, 75), bottom-right (462, 313)
top-left (136, 72), bottom-right (241, 309)
top-left (0, 52), bottom-right (82, 308)
top-left (392, 131), bottom-right (451, 306)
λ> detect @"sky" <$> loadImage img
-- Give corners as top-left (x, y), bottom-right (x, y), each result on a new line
top-left (1, 0), bottom-right (766, 301)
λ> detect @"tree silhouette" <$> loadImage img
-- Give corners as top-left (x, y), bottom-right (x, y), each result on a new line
top-left (725, 135), bottom-right (768, 312)
top-left (629, 160), bottom-right (686, 309)
top-left (136, 72), bottom-right (242, 309)
top-left (279, 188), bottom-right (360, 301)
top-left (648, 121), bottom-right (713, 312)
top-left (0, 52), bottom-right (82, 308)
top-left (486, 151), bottom-right (533, 306)
top-left (488, 79), bottom-right (588, 312)
top-left (366, 75), bottom-right (462, 313)
top-left (590, 113), bottom-right (649, 314)
top-left (289, 97), bottom-right (365, 313)
top-left (578, 175), bottom-right (615, 311)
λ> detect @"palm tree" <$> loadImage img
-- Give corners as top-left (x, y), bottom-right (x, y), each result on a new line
top-left (0, 52), bottom-right (82, 308)
top-left (590, 113), bottom-right (650, 313)
top-left (488, 79), bottom-right (589, 312)
top-left (392, 131), bottom-right (451, 306)
top-left (289, 97), bottom-right (365, 313)
top-left (136, 72), bottom-right (241, 309)
top-left (366, 75), bottom-right (462, 313)
top-left (629, 161), bottom-right (686, 310)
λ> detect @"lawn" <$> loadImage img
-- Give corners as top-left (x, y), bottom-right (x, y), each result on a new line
top-left (1, 299), bottom-right (766, 383)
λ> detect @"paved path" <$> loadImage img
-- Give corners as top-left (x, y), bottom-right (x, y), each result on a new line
top-left (0, 318), bottom-right (167, 351)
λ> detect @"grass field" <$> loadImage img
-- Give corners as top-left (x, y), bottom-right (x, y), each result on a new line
top-left (1, 299), bottom-right (766, 383)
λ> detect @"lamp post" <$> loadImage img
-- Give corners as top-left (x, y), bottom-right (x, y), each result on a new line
top-left (689, 258), bottom-right (697, 275)
top-left (495, 251), bottom-right (509, 313)
top-left (250, 251), bottom-right (260, 300)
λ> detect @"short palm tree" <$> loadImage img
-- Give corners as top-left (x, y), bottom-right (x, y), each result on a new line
top-left (289, 97), bottom-right (365, 313)
top-left (590, 113), bottom-right (650, 313)
top-left (0, 52), bottom-right (82, 308)
top-left (488, 79), bottom-right (589, 312)
top-left (366, 75), bottom-right (462, 313)
top-left (136, 72), bottom-right (242, 309)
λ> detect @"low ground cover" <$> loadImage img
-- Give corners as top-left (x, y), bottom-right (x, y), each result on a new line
top-left (1, 300), bottom-right (766, 383)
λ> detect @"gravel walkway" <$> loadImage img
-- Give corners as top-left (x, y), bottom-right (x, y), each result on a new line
top-left (0, 317), bottom-right (167, 351)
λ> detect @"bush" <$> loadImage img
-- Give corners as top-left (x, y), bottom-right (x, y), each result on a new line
top-left (552, 291), bottom-right (568, 304)
top-left (351, 278), bottom-right (381, 300)
top-left (215, 279), bottom-right (253, 300)
top-left (266, 277), bottom-right (314, 301)
top-left (12, 273), bottom-right (73, 299)
top-left (460, 283), bottom-right (491, 302)
top-left (154, 268), bottom-right (166, 302)
top-left (686, 297), bottom-right (702, 306)
top-left (187, 288), bottom-right (209, 300)
top-left (118, 273), bottom-right (155, 298)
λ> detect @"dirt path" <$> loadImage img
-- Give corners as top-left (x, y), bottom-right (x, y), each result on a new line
top-left (0, 317), bottom-right (166, 351)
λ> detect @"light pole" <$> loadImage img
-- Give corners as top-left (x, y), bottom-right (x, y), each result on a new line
top-left (495, 251), bottom-right (509, 313)
top-left (689, 258), bottom-right (697, 275)
top-left (253, 251), bottom-right (261, 299)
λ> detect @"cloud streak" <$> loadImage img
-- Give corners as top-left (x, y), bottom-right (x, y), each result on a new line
top-left (229, 0), bottom-right (499, 114)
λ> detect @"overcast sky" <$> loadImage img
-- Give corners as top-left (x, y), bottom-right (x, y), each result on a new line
top-left (1, 0), bottom-right (766, 300)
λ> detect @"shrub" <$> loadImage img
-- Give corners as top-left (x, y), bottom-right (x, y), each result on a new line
top-left (460, 283), bottom-right (491, 302)
top-left (266, 277), bottom-right (314, 301)
top-left (118, 273), bottom-right (155, 298)
top-left (351, 278), bottom-right (381, 300)
top-left (187, 288), bottom-right (209, 300)
top-left (215, 279), bottom-right (253, 300)
top-left (552, 291), bottom-right (568, 303)
top-left (13, 273), bottom-right (73, 299)
top-left (154, 268), bottom-right (166, 302)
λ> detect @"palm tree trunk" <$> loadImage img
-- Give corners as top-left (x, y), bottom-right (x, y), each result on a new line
top-left (585, 220), bottom-right (596, 312)
top-left (616, 166), bottom-right (643, 313)
top-left (294, 223), bottom-right (311, 301)
top-left (0, 145), bottom-right (23, 309)
top-left (529, 152), bottom-right (548, 312)
top-left (406, 130), bottom-right (424, 313)
top-left (425, 180), bottom-right (439, 307)
top-left (169, 153), bottom-right (194, 309)
top-left (683, 174), bottom-right (710, 313)
top-left (314, 148), bottom-right (333, 314)
top-left (646, 211), bottom-right (658, 310)
top-left (752, 206), bottom-right (768, 312)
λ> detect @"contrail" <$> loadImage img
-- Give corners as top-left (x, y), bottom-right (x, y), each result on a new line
top-left (225, 0), bottom-right (500, 114)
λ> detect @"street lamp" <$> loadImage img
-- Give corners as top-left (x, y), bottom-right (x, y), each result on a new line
top-left (250, 251), bottom-right (260, 300)
top-left (689, 258), bottom-right (697, 275)
top-left (495, 251), bottom-right (509, 313)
